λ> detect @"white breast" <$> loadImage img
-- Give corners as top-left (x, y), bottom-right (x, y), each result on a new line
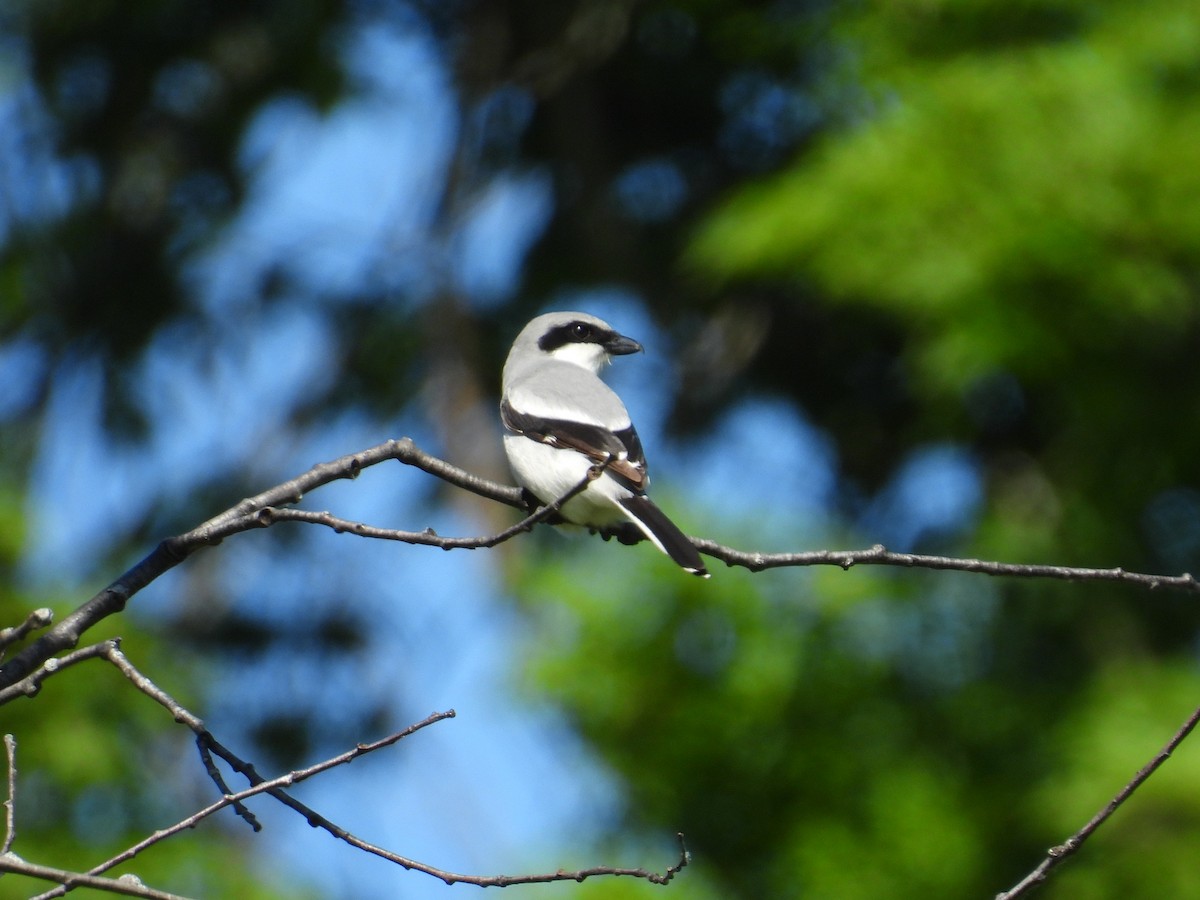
top-left (504, 435), bottom-right (631, 527)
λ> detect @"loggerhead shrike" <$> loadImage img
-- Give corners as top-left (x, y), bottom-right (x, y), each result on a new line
top-left (501, 311), bottom-right (709, 578)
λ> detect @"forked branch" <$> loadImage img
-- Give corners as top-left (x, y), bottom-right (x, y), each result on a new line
top-left (3, 438), bottom-right (1196, 696)
top-left (7, 642), bottom-right (687, 899)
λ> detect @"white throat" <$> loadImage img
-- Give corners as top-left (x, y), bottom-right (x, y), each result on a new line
top-left (547, 342), bottom-right (610, 374)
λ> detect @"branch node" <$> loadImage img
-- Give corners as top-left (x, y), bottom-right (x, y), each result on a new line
top-left (1051, 836), bottom-right (1079, 857)
top-left (0, 608), bottom-right (55, 651)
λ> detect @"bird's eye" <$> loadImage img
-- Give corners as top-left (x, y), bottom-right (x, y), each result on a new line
top-left (571, 322), bottom-right (593, 340)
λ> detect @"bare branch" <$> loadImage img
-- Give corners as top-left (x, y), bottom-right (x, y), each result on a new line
top-left (194, 739), bottom-right (260, 832)
top-left (26, 642), bottom-right (684, 894)
top-left (995, 700), bottom-right (1200, 899)
top-left (258, 461), bottom-right (604, 550)
top-left (0, 641), bottom-right (120, 705)
top-left (0, 854), bottom-right (192, 900)
top-left (101, 642), bottom-right (203, 729)
top-left (42, 708), bottom-right (686, 894)
top-left (188, 705), bottom-right (688, 889)
top-left (5, 439), bottom-right (1196, 695)
top-left (0, 608), bottom-right (54, 652)
top-left (0, 439), bottom-right (527, 693)
top-left (394, 440), bottom-right (528, 509)
top-left (3, 734), bottom-right (15, 855)
top-left (693, 541), bottom-right (1200, 593)
top-left (32, 712), bottom-right (456, 899)
top-left (190, 752), bottom-right (687, 889)
top-left (92, 642), bottom-right (263, 829)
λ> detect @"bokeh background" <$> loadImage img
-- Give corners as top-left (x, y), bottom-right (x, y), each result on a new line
top-left (3, 1), bottom-right (1200, 897)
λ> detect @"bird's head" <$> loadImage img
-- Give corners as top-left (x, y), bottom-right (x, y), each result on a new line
top-left (506, 311), bottom-right (642, 380)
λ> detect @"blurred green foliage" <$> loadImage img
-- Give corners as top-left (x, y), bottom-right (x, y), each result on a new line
top-left (686, 11), bottom-right (1200, 725)
top-left (695, 0), bottom-right (1200, 395)
top-left (692, 0), bottom-right (1200, 593)
top-left (512, 0), bottom-right (1200, 897)
top-left (520, 524), bottom-right (1200, 897)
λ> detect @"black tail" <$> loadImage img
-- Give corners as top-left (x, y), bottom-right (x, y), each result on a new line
top-left (618, 495), bottom-right (710, 578)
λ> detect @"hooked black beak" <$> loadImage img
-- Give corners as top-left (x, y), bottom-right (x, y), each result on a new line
top-left (605, 333), bottom-right (643, 356)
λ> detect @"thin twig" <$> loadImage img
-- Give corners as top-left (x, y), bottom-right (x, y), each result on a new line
top-left (0, 608), bottom-right (54, 652)
top-left (31, 712), bottom-right (456, 900)
top-left (0, 640), bottom-right (120, 705)
top-left (194, 739), bottom-right (259, 831)
top-left (30, 641), bottom-right (686, 895)
top-left (0, 855), bottom-right (193, 900)
top-left (3, 734), bottom-right (15, 855)
top-left (92, 643), bottom-right (262, 829)
top-left (40, 704), bottom-right (685, 892)
top-left (0, 440), bottom-right (530, 693)
top-left (693, 540), bottom-right (1200, 593)
top-left (0, 439), bottom-right (522, 691)
top-left (257, 461), bottom-right (605, 549)
top-left (995, 700), bottom-right (1200, 899)
top-left (195, 731), bottom-right (686, 888)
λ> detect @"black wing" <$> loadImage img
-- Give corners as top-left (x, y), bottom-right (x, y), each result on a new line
top-left (502, 398), bottom-right (647, 492)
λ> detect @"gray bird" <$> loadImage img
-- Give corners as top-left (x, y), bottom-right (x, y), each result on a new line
top-left (501, 311), bottom-right (709, 577)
